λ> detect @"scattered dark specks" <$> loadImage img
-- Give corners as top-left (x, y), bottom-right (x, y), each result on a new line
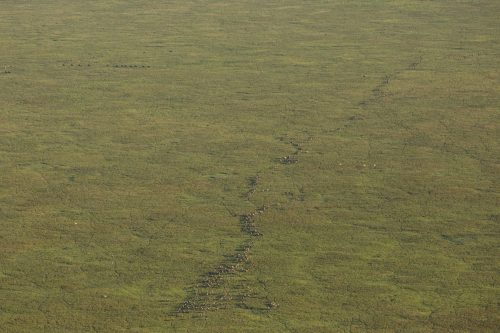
top-left (488, 214), bottom-right (499, 222)
top-left (266, 301), bottom-right (278, 309)
top-left (280, 155), bottom-right (298, 164)
top-left (441, 234), bottom-right (464, 245)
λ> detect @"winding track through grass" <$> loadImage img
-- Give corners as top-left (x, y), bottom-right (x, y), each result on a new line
top-left (171, 56), bottom-right (424, 319)
top-left (172, 135), bottom-right (308, 319)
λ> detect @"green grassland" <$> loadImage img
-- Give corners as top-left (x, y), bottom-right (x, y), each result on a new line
top-left (0, 0), bottom-right (499, 332)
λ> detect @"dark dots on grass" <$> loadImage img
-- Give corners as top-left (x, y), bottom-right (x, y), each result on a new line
top-left (280, 155), bottom-right (298, 165)
top-left (266, 301), bottom-right (278, 310)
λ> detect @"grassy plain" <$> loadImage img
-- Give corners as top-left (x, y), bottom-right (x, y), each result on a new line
top-left (0, 0), bottom-right (499, 332)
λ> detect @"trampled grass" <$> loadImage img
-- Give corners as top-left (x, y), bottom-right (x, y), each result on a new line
top-left (0, 0), bottom-right (499, 332)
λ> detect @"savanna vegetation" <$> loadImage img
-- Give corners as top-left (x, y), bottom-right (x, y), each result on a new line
top-left (0, 0), bottom-right (499, 332)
